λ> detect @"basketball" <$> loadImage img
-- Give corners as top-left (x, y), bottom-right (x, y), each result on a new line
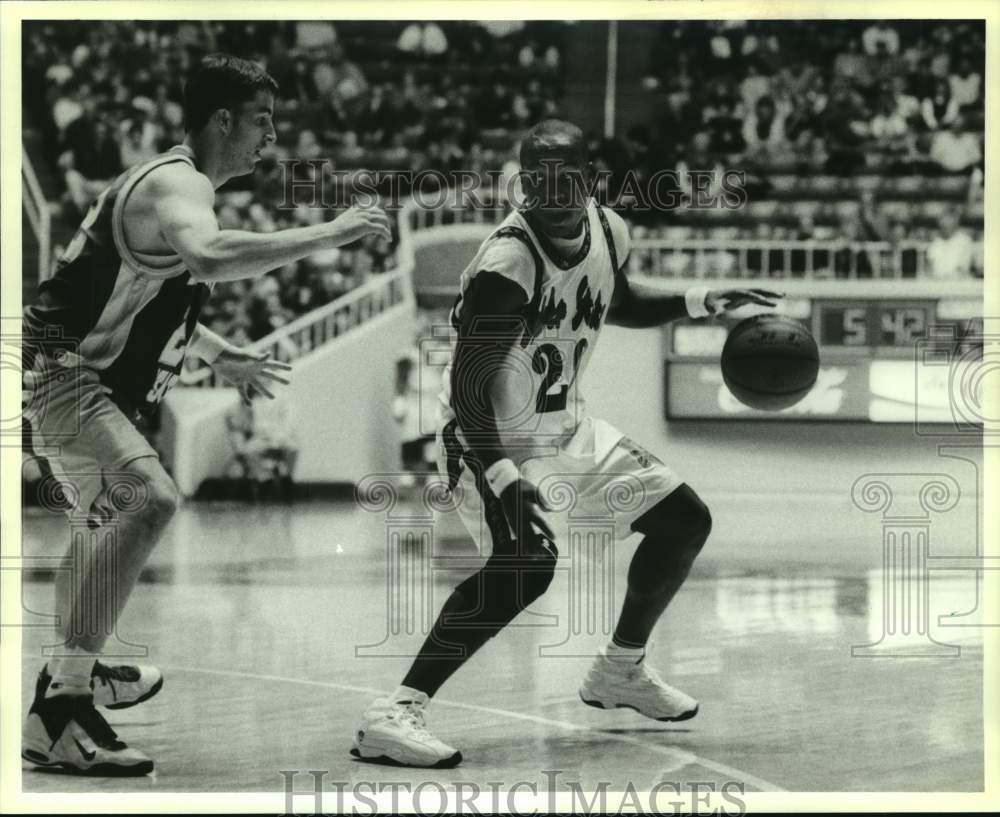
top-left (720, 315), bottom-right (820, 411)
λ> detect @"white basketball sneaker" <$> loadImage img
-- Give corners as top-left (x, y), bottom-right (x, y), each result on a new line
top-left (22, 670), bottom-right (154, 776)
top-left (89, 662), bottom-right (163, 709)
top-left (579, 652), bottom-right (699, 721)
top-left (351, 691), bottom-right (462, 768)
top-left (88, 662), bottom-right (163, 709)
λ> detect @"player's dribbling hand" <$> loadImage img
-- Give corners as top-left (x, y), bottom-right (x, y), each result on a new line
top-left (328, 205), bottom-right (392, 245)
top-left (706, 289), bottom-right (785, 314)
top-left (500, 478), bottom-right (556, 554)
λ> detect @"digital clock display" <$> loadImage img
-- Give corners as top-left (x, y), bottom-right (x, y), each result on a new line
top-left (815, 301), bottom-right (931, 348)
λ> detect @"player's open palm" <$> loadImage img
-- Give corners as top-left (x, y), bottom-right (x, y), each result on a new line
top-left (500, 478), bottom-right (557, 556)
top-left (212, 349), bottom-right (292, 404)
top-left (329, 205), bottom-right (392, 245)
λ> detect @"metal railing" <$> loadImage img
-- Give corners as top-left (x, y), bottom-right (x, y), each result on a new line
top-left (627, 239), bottom-right (936, 280)
top-left (403, 191), bottom-right (983, 281)
top-left (181, 271), bottom-right (410, 386)
top-left (182, 201), bottom-right (420, 387)
top-left (22, 146), bottom-right (51, 282)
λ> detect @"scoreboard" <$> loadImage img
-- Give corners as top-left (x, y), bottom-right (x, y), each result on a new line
top-left (664, 297), bottom-right (984, 422)
top-left (816, 301), bottom-right (930, 349)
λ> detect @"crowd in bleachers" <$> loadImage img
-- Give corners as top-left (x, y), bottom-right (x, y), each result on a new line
top-left (23, 18), bottom-right (985, 308)
top-left (598, 20), bottom-right (984, 278)
top-left (24, 19), bottom-right (565, 195)
top-left (23, 19), bottom-right (569, 343)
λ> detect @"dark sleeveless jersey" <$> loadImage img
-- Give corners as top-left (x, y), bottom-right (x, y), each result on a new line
top-left (23, 145), bottom-right (212, 418)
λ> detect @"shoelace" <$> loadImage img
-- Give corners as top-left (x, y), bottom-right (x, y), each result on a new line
top-left (390, 702), bottom-right (433, 740)
top-left (73, 701), bottom-right (127, 750)
top-left (92, 663), bottom-right (140, 685)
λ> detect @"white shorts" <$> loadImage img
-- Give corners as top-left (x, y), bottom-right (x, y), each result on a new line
top-left (24, 364), bottom-right (159, 519)
top-left (437, 416), bottom-right (684, 556)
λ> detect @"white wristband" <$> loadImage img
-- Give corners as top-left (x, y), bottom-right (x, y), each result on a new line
top-left (485, 458), bottom-right (520, 497)
top-left (684, 286), bottom-right (713, 319)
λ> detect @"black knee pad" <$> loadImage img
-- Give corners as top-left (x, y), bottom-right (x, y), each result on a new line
top-left (632, 483), bottom-right (712, 543)
top-left (452, 545), bottom-right (557, 630)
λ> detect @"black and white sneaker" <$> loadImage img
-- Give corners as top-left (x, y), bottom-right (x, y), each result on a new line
top-left (22, 670), bottom-right (153, 776)
top-left (91, 662), bottom-right (163, 710)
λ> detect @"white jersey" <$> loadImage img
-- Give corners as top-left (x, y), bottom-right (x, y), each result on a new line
top-left (439, 199), bottom-right (630, 455)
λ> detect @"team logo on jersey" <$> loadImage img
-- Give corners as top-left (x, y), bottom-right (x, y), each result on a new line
top-left (573, 275), bottom-right (606, 332)
top-left (539, 287), bottom-right (567, 330)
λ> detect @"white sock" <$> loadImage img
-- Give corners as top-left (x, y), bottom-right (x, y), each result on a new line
top-left (605, 641), bottom-right (645, 664)
top-left (45, 647), bottom-right (97, 697)
top-left (390, 685), bottom-right (427, 705)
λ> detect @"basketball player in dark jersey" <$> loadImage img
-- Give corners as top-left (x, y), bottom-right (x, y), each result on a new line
top-left (22, 54), bottom-right (391, 775)
top-left (352, 119), bottom-right (781, 766)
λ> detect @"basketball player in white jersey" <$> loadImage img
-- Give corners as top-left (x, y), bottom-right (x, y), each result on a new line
top-left (22, 54), bottom-right (391, 775)
top-left (351, 119), bottom-right (780, 767)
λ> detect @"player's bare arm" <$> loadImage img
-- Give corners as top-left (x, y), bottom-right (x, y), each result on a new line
top-left (146, 162), bottom-right (391, 283)
top-left (606, 266), bottom-right (785, 327)
top-left (451, 271), bottom-right (555, 543)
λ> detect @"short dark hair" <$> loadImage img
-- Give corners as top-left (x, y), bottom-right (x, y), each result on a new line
top-left (183, 53), bottom-right (278, 132)
top-left (519, 119), bottom-right (587, 169)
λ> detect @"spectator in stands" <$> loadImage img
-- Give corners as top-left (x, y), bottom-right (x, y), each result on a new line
top-left (926, 212), bottom-right (974, 278)
top-left (119, 119), bottom-right (159, 169)
top-left (887, 220), bottom-right (919, 278)
top-left (821, 87), bottom-right (868, 175)
top-left (66, 112), bottom-right (122, 182)
top-left (796, 133), bottom-right (830, 174)
top-left (869, 94), bottom-right (909, 155)
top-left (397, 22), bottom-right (448, 57)
top-left (58, 149), bottom-right (107, 215)
top-left (858, 189), bottom-right (890, 241)
top-left (225, 396), bottom-right (299, 502)
top-left (834, 218), bottom-right (874, 278)
top-left (868, 41), bottom-right (906, 90)
top-left (833, 38), bottom-right (868, 83)
top-left (892, 131), bottom-right (938, 175)
top-left (314, 42), bottom-right (369, 120)
top-left (921, 77), bottom-right (959, 130)
top-left (739, 60), bottom-right (771, 111)
top-left (907, 55), bottom-right (937, 103)
top-left (930, 113), bottom-right (982, 173)
top-left (706, 98), bottom-right (746, 157)
top-left (790, 212), bottom-right (831, 276)
top-left (862, 21), bottom-right (900, 56)
top-left (295, 21), bottom-right (338, 51)
top-left (477, 20), bottom-right (525, 39)
top-left (652, 86), bottom-right (699, 167)
top-left (249, 292), bottom-right (296, 341)
top-left (337, 130), bottom-right (366, 165)
top-left (742, 95), bottom-right (787, 158)
top-left (948, 55), bottom-right (982, 112)
top-left (888, 76), bottom-right (921, 126)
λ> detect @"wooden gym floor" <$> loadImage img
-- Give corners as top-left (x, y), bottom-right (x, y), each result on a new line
top-left (17, 493), bottom-right (984, 794)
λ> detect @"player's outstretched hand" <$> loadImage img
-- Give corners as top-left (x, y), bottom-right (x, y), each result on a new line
top-left (328, 205), bottom-right (392, 246)
top-left (211, 349), bottom-right (292, 404)
top-left (707, 288), bottom-right (785, 314)
top-left (500, 478), bottom-right (556, 554)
